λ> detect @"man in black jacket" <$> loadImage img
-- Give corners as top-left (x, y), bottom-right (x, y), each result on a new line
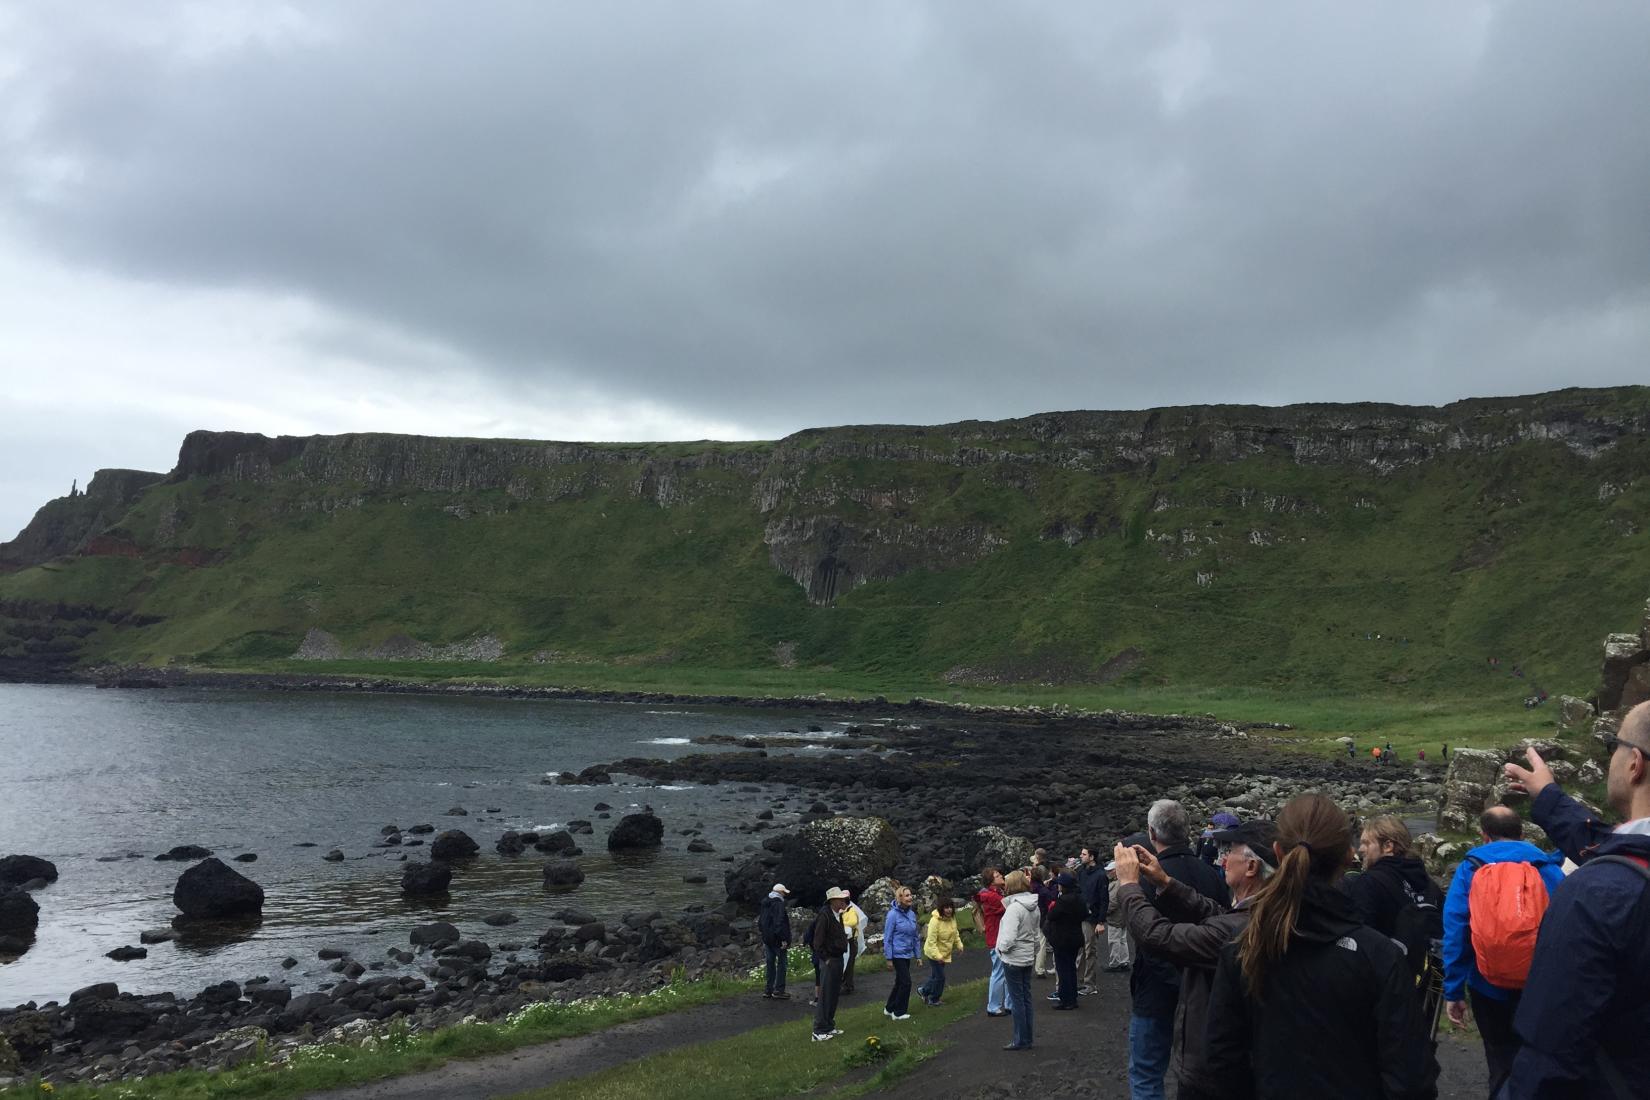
top-left (810, 887), bottom-right (851, 1041)
top-left (1077, 845), bottom-right (1106, 992)
top-left (1342, 814), bottom-right (1440, 940)
top-left (758, 882), bottom-right (792, 999)
top-left (1128, 801), bottom-right (1229, 1100)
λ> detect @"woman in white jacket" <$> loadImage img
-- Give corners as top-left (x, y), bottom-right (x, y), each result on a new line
top-left (995, 869), bottom-right (1041, 1051)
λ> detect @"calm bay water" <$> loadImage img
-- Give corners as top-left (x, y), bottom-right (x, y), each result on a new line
top-left (0, 684), bottom-right (856, 1004)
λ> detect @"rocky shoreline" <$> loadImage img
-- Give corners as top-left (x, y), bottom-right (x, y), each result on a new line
top-left (2, 688), bottom-right (1439, 1090)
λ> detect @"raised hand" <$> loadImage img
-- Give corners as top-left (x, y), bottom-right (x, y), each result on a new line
top-left (1504, 747), bottom-right (1555, 799)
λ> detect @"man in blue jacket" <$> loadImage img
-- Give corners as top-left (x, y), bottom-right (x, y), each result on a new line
top-left (1500, 700), bottom-right (1650, 1098)
top-left (1441, 805), bottom-right (1565, 1095)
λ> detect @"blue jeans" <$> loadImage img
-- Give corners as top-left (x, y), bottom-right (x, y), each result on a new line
top-left (1004, 963), bottom-right (1034, 1048)
top-left (1128, 1014), bottom-right (1174, 1100)
top-left (918, 959), bottom-right (947, 1002)
top-left (987, 949), bottom-right (1008, 1013)
top-left (764, 941), bottom-right (787, 994)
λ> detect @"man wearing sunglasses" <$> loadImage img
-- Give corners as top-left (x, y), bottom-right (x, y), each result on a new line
top-left (1496, 700), bottom-right (1650, 1098)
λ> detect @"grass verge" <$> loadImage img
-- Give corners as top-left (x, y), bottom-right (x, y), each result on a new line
top-left (0, 953), bottom-right (838, 1100)
top-left (504, 978), bottom-right (986, 1100)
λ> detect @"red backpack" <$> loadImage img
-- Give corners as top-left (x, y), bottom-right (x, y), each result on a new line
top-left (1464, 856), bottom-right (1549, 990)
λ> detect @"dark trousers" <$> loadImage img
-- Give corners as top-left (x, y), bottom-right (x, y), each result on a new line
top-left (918, 959), bottom-right (947, 1003)
top-left (843, 940), bottom-right (859, 992)
top-left (764, 941), bottom-right (787, 994)
top-left (885, 957), bottom-right (912, 1015)
top-left (814, 956), bottom-right (843, 1035)
top-left (1004, 963), bottom-right (1034, 1048)
top-left (1053, 944), bottom-right (1079, 1006)
top-left (1469, 986), bottom-right (1522, 1096)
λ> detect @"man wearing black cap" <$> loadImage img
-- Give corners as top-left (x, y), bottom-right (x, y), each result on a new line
top-left (1114, 818), bottom-right (1277, 1100)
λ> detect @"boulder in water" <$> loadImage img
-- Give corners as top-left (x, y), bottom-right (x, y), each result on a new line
top-left (0, 887), bottom-right (40, 938)
top-left (400, 861), bottom-right (452, 897)
top-left (154, 845), bottom-right (213, 862)
top-left (607, 812), bottom-right (664, 850)
top-left (409, 921), bottom-right (460, 947)
top-left (543, 859), bottom-right (585, 887)
top-left (173, 858), bottom-right (264, 919)
top-left (430, 830), bottom-right (479, 861)
top-left (0, 855), bottom-right (58, 887)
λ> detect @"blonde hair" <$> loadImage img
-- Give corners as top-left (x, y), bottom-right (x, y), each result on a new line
top-left (1362, 814), bottom-right (1412, 857)
top-left (1002, 870), bottom-right (1030, 895)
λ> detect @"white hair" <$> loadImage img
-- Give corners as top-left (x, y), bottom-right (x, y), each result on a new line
top-left (1229, 843), bottom-right (1275, 880)
top-left (1146, 799), bottom-right (1190, 848)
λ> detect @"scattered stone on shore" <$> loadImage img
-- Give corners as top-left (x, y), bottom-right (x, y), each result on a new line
top-left (430, 830), bottom-right (479, 861)
top-left (606, 812), bottom-right (663, 850)
top-left (171, 858), bottom-right (265, 920)
top-left (154, 845), bottom-right (213, 863)
top-left (409, 921), bottom-right (460, 948)
top-left (399, 861), bottom-right (452, 897)
top-left (0, 855), bottom-right (59, 887)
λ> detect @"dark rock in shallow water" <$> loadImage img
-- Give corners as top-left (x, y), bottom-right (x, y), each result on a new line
top-left (233, 853), bottom-right (258, 863)
top-left (139, 927), bottom-right (177, 944)
top-left (410, 921), bottom-right (460, 947)
top-left (196, 979), bottom-right (243, 1004)
top-left (408, 823), bottom-right (435, 834)
top-left (543, 859), bottom-right (585, 887)
top-left (173, 858), bottom-right (264, 919)
top-left (445, 807), bottom-right (468, 816)
top-left (482, 911), bottom-right (518, 926)
top-left (400, 861), bottom-right (452, 896)
top-left (155, 845), bottom-right (213, 862)
top-left (607, 812), bottom-right (664, 851)
top-left (0, 854), bottom-right (58, 886)
top-left (0, 885), bottom-right (42, 937)
top-left (439, 939), bottom-right (492, 962)
top-left (323, 849), bottom-right (345, 862)
top-left (683, 873), bottom-right (708, 883)
top-left (430, 830), bottom-right (479, 861)
top-left (0, 932), bottom-right (34, 956)
top-left (686, 839), bottom-right (715, 853)
top-left (495, 831), bottom-right (526, 855)
top-left (105, 945), bottom-right (147, 961)
top-left (70, 982), bottom-right (119, 1003)
top-left (534, 829), bottom-right (577, 854)
top-left (381, 824), bottom-right (400, 836)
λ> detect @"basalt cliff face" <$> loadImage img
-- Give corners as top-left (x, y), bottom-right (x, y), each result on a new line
top-left (2, 386), bottom-right (1647, 691)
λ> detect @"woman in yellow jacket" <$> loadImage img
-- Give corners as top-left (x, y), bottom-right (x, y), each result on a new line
top-left (917, 901), bottom-right (964, 1006)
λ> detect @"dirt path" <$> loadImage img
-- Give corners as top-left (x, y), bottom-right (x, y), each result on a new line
top-left (301, 951), bottom-right (991, 1100)
top-left (307, 951), bottom-right (1490, 1100)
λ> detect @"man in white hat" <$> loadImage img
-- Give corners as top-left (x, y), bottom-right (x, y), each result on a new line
top-left (811, 887), bottom-right (851, 1040)
top-left (759, 883), bottom-right (793, 999)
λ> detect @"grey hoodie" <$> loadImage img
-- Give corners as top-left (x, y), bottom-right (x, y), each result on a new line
top-left (995, 892), bottom-right (1041, 966)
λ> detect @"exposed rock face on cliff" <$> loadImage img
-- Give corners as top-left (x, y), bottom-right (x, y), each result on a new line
top-left (2, 387), bottom-right (1648, 687)
top-left (0, 469), bottom-right (164, 572)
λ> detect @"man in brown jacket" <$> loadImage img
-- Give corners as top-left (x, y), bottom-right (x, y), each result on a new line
top-left (1114, 819), bottom-right (1276, 1100)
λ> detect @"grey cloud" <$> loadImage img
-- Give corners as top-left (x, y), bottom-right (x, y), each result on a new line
top-left (2, 1), bottom-right (1647, 430)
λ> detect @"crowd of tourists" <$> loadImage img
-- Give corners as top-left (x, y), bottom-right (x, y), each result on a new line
top-left (758, 698), bottom-right (1650, 1098)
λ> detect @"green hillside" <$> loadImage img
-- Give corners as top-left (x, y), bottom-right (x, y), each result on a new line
top-left (3, 388), bottom-right (1648, 735)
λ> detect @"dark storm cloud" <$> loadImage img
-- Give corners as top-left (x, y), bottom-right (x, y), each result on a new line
top-left (3, 1), bottom-right (1647, 428)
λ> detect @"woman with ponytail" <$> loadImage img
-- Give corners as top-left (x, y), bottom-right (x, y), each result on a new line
top-left (1203, 794), bottom-right (1434, 1099)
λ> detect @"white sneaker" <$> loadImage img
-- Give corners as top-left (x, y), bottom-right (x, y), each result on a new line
top-left (831, 1028), bottom-right (844, 1035)
top-left (883, 1008), bottom-right (894, 1019)
top-left (812, 1032), bottom-right (835, 1042)
top-left (891, 1013), bottom-right (911, 1021)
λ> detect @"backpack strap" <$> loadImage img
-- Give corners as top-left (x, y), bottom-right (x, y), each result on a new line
top-left (1584, 853), bottom-right (1650, 882)
top-left (1463, 854), bottom-right (1486, 869)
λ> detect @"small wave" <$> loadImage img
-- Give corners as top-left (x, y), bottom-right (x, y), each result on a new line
top-left (644, 710), bottom-right (696, 716)
top-left (657, 784), bottom-right (695, 791)
top-left (640, 737), bottom-right (692, 745)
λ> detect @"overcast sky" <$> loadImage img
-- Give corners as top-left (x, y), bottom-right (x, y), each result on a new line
top-left (2, 2), bottom-right (1647, 539)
